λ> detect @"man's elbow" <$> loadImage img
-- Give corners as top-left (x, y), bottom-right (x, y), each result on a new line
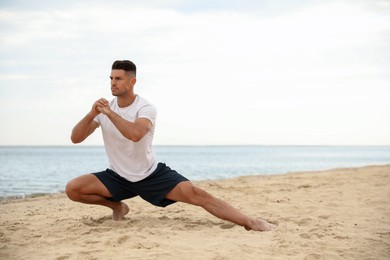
top-left (129, 135), bottom-right (142, 142)
top-left (128, 131), bottom-right (145, 142)
top-left (70, 135), bottom-right (83, 144)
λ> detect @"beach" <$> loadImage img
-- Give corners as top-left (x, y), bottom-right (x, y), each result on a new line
top-left (0, 165), bottom-right (389, 259)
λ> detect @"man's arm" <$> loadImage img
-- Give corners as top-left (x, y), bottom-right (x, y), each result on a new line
top-left (106, 112), bottom-right (152, 142)
top-left (71, 113), bottom-right (99, 144)
top-left (70, 99), bottom-right (103, 143)
top-left (97, 100), bottom-right (152, 142)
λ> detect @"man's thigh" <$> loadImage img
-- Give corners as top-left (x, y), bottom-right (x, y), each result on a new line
top-left (165, 181), bottom-right (209, 206)
top-left (67, 174), bottom-right (112, 197)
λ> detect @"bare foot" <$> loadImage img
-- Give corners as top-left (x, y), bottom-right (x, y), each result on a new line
top-left (112, 202), bottom-right (129, 221)
top-left (244, 218), bottom-right (277, 231)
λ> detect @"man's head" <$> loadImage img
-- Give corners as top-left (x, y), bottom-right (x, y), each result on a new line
top-left (112, 60), bottom-right (136, 77)
top-left (110, 60), bottom-right (137, 97)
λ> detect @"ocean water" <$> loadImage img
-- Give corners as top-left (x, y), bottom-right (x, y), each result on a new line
top-left (0, 145), bottom-right (389, 198)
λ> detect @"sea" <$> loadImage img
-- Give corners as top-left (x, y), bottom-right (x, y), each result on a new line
top-left (0, 145), bottom-right (389, 198)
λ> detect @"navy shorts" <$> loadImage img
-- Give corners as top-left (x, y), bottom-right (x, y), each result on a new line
top-left (92, 163), bottom-right (189, 207)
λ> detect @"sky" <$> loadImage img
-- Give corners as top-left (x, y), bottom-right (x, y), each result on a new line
top-left (0, 0), bottom-right (389, 146)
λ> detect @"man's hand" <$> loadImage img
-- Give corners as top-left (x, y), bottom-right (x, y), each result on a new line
top-left (92, 98), bottom-right (111, 116)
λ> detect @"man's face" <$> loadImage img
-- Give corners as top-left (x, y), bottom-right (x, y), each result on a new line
top-left (110, 69), bottom-right (135, 96)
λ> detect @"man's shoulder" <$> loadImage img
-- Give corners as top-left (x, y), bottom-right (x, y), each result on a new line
top-left (137, 95), bottom-right (153, 106)
top-left (136, 96), bottom-right (156, 110)
top-left (136, 96), bottom-right (157, 119)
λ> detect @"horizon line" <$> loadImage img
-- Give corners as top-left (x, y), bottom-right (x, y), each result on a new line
top-left (1, 144), bottom-right (390, 147)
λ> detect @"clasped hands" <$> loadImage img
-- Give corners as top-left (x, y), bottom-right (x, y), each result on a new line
top-left (92, 98), bottom-right (111, 116)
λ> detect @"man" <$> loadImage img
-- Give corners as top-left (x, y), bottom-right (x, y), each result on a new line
top-left (66, 60), bottom-right (276, 232)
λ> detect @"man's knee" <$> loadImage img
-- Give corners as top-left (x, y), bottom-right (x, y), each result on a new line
top-left (167, 182), bottom-right (213, 206)
top-left (188, 186), bottom-right (212, 206)
top-left (65, 180), bottom-right (80, 201)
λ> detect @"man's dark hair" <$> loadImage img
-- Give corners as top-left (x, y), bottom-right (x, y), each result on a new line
top-left (112, 60), bottom-right (136, 76)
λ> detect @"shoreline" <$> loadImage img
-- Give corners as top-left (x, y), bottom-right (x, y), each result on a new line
top-left (1, 163), bottom-right (389, 202)
top-left (1, 165), bottom-right (389, 259)
top-left (0, 192), bottom-right (62, 203)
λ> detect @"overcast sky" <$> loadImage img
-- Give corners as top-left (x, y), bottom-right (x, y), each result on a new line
top-left (0, 0), bottom-right (389, 146)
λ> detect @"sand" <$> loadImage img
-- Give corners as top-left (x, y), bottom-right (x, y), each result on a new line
top-left (0, 165), bottom-right (389, 260)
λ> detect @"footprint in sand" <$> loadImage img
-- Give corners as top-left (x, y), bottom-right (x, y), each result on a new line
top-left (132, 242), bottom-right (160, 249)
top-left (117, 235), bottom-right (129, 244)
top-left (219, 223), bottom-right (235, 229)
top-left (334, 235), bottom-right (349, 240)
top-left (300, 233), bottom-right (324, 239)
top-left (299, 233), bottom-right (311, 239)
top-left (81, 216), bottom-right (111, 226)
top-left (81, 227), bottom-right (111, 235)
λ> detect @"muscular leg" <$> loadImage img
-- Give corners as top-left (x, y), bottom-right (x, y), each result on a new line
top-left (165, 181), bottom-right (276, 231)
top-left (65, 174), bottom-right (129, 220)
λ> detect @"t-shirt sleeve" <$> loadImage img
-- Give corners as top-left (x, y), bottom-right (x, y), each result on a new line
top-left (93, 114), bottom-right (101, 127)
top-left (137, 104), bottom-right (157, 126)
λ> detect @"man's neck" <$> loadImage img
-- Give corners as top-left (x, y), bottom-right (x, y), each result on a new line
top-left (117, 93), bottom-right (137, 108)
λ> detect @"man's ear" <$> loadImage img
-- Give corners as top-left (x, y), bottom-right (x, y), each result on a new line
top-left (131, 77), bottom-right (137, 86)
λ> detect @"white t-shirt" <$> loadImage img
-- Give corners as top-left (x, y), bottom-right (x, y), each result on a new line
top-left (94, 96), bottom-right (158, 182)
